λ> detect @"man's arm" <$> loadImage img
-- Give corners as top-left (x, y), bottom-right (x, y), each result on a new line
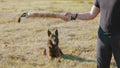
top-left (18, 5), bottom-right (100, 23)
top-left (64, 5), bottom-right (100, 21)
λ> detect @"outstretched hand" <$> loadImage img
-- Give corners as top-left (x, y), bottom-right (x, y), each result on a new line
top-left (62, 12), bottom-right (77, 21)
top-left (62, 12), bottom-right (72, 21)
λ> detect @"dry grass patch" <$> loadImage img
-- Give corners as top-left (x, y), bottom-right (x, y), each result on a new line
top-left (0, 0), bottom-right (117, 68)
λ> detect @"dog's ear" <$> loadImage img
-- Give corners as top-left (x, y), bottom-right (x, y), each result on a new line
top-left (48, 30), bottom-right (51, 37)
top-left (55, 29), bottom-right (58, 36)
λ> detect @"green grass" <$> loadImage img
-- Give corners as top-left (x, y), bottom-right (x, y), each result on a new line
top-left (0, 0), bottom-right (117, 68)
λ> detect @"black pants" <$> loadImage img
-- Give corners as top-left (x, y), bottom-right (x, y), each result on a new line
top-left (97, 27), bottom-right (120, 68)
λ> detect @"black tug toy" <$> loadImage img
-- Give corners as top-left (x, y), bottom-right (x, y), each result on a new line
top-left (18, 12), bottom-right (28, 23)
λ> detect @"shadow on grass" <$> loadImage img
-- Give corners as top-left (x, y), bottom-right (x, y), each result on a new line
top-left (62, 54), bottom-right (96, 63)
top-left (62, 54), bottom-right (117, 67)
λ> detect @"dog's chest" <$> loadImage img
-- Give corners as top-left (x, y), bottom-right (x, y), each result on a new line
top-left (50, 47), bottom-right (58, 53)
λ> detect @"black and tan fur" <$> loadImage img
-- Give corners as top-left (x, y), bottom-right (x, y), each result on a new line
top-left (42, 29), bottom-right (63, 62)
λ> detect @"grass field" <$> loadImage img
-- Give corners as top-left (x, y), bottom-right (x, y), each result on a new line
top-left (0, 0), bottom-right (117, 68)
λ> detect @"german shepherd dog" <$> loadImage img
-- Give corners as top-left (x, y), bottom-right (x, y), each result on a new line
top-left (42, 29), bottom-right (63, 62)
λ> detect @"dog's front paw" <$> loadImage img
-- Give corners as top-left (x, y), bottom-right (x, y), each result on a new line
top-left (48, 55), bottom-right (52, 60)
top-left (57, 57), bottom-right (61, 62)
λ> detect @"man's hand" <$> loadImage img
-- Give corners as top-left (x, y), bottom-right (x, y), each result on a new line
top-left (63, 12), bottom-right (72, 21)
top-left (62, 12), bottom-right (77, 21)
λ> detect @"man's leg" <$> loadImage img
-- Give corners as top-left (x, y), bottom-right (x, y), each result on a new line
top-left (110, 35), bottom-right (120, 68)
top-left (97, 37), bottom-right (112, 68)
